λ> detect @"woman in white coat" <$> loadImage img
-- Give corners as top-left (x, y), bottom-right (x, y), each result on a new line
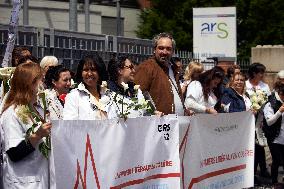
top-left (107, 56), bottom-right (161, 118)
top-left (44, 65), bottom-right (72, 120)
top-left (185, 66), bottom-right (225, 114)
top-left (1, 62), bottom-right (52, 189)
top-left (63, 54), bottom-right (109, 120)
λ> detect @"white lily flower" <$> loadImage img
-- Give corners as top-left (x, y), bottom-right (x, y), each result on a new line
top-left (121, 82), bottom-right (129, 91)
top-left (134, 85), bottom-right (140, 91)
top-left (37, 83), bottom-right (45, 95)
top-left (100, 81), bottom-right (108, 95)
top-left (70, 79), bottom-right (76, 88)
top-left (101, 81), bottom-right (107, 88)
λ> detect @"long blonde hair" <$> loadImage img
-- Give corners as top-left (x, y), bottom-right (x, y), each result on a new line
top-left (183, 61), bottom-right (204, 81)
top-left (2, 62), bottom-right (43, 113)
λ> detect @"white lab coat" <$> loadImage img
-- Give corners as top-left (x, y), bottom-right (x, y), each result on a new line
top-left (1, 105), bottom-right (49, 189)
top-left (63, 83), bottom-right (109, 120)
top-left (185, 80), bottom-right (217, 113)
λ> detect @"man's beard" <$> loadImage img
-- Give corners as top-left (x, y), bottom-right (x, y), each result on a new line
top-left (156, 56), bottom-right (171, 64)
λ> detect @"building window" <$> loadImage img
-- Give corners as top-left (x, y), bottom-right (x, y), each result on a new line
top-left (101, 16), bottom-right (124, 36)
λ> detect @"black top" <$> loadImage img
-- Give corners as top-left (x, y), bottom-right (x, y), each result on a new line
top-left (6, 140), bottom-right (35, 162)
top-left (107, 80), bottom-right (136, 98)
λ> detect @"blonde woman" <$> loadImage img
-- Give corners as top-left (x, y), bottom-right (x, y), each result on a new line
top-left (220, 72), bottom-right (251, 112)
top-left (1, 62), bottom-right (51, 188)
top-left (181, 61), bottom-right (204, 97)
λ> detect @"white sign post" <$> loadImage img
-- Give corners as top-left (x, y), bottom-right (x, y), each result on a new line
top-left (193, 7), bottom-right (237, 61)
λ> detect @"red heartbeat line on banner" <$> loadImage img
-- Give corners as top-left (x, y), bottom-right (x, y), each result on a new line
top-left (73, 134), bottom-right (101, 189)
top-left (187, 164), bottom-right (246, 189)
top-left (179, 124), bottom-right (190, 153)
top-left (110, 173), bottom-right (180, 188)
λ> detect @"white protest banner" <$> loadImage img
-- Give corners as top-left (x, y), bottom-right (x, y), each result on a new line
top-left (180, 112), bottom-right (255, 189)
top-left (51, 116), bottom-right (180, 189)
top-left (193, 7), bottom-right (236, 60)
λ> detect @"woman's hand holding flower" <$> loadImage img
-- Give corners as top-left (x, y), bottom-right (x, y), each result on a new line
top-left (29, 122), bottom-right (52, 147)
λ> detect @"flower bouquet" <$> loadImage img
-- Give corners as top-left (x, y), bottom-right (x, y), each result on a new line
top-left (249, 89), bottom-right (269, 147)
top-left (249, 89), bottom-right (268, 111)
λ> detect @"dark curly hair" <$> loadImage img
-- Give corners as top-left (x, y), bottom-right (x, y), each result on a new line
top-left (108, 56), bottom-right (133, 82)
top-left (44, 65), bottom-right (70, 89)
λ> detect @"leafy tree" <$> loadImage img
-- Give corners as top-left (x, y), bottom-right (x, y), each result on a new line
top-left (137, 0), bottom-right (284, 58)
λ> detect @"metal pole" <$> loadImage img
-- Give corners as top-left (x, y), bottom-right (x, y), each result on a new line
top-left (116, 0), bottom-right (121, 36)
top-left (23, 0), bottom-right (29, 25)
top-left (85, 0), bottom-right (90, 32)
top-left (69, 0), bottom-right (78, 31)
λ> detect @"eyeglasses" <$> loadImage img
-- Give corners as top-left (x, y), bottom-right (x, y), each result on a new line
top-left (124, 64), bottom-right (135, 70)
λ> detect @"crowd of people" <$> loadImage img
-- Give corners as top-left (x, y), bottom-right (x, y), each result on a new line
top-left (0, 32), bottom-right (284, 188)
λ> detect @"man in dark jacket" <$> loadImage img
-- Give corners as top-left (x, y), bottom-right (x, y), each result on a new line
top-left (134, 33), bottom-right (189, 115)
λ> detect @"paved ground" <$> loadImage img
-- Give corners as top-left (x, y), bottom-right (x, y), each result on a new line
top-left (249, 147), bottom-right (284, 189)
top-left (251, 169), bottom-right (284, 189)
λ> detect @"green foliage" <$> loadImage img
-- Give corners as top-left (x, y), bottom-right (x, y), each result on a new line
top-left (25, 96), bottom-right (51, 159)
top-left (137, 0), bottom-right (284, 58)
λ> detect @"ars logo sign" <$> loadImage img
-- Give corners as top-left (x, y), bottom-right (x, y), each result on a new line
top-left (201, 22), bottom-right (229, 39)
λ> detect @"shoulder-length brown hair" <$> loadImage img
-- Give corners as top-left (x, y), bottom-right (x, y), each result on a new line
top-left (2, 62), bottom-right (43, 113)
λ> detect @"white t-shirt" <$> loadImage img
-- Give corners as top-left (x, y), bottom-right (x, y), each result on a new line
top-left (169, 67), bottom-right (184, 116)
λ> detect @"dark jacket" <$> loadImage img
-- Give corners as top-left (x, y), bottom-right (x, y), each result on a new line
top-left (263, 92), bottom-right (282, 144)
top-left (220, 87), bottom-right (246, 113)
top-left (107, 80), bottom-right (136, 98)
top-left (134, 57), bottom-right (183, 115)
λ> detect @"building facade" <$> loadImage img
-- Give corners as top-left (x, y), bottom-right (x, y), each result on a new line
top-left (0, 0), bottom-right (141, 37)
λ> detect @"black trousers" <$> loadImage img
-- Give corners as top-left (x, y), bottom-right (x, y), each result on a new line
top-left (269, 143), bottom-right (284, 183)
top-left (254, 144), bottom-right (267, 174)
